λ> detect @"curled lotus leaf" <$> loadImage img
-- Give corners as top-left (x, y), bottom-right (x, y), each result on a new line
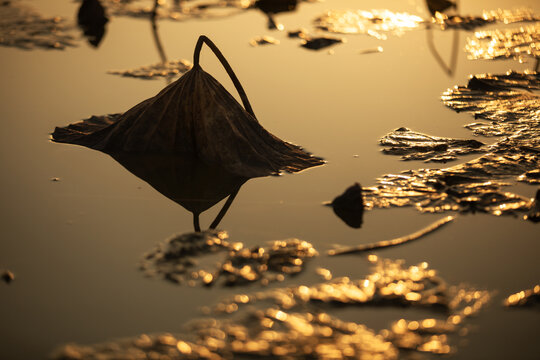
top-left (465, 23), bottom-right (540, 61)
top-left (52, 36), bottom-right (324, 177)
top-left (108, 59), bottom-right (192, 79)
top-left (0, 0), bottom-right (77, 50)
top-left (380, 127), bottom-right (486, 162)
top-left (140, 230), bottom-right (318, 287)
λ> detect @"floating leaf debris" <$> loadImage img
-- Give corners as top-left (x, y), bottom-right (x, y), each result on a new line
top-left (249, 35), bottom-right (280, 46)
top-left (465, 23), bottom-right (540, 61)
top-left (431, 8), bottom-right (540, 31)
top-left (365, 72), bottom-right (539, 220)
top-left (108, 59), bottom-right (192, 79)
top-left (314, 10), bottom-right (424, 39)
top-left (380, 127), bottom-right (485, 163)
top-left (504, 285), bottom-right (540, 307)
top-left (0, 0), bottom-right (76, 50)
top-left (140, 230), bottom-right (318, 286)
top-left (51, 258), bottom-right (491, 360)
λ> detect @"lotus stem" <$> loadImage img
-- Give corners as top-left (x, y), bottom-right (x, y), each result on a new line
top-left (193, 212), bottom-right (201, 232)
top-left (328, 215), bottom-right (455, 255)
top-left (193, 35), bottom-right (256, 118)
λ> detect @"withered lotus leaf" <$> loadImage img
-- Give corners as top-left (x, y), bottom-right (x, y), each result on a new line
top-left (52, 35), bottom-right (324, 177)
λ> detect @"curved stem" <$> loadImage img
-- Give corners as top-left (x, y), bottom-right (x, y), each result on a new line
top-left (209, 185), bottom-right (242, 229)
top-left (193, 35), bottom-right (256, 118)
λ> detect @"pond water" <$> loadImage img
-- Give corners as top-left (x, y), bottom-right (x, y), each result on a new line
top-left (0, 0), bottom-right (539, 359)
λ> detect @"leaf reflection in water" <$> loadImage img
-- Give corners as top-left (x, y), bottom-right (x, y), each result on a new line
top-left (50, 258), bottom-right (491, 359)
top-left (465, 23), bottom-right (540, 62)
top-left (0, 0), bottom-right (77, 50)
top-left (365, 72), bottom-right (539, 220)
top-left (140, 230), bottom-right (318, 286)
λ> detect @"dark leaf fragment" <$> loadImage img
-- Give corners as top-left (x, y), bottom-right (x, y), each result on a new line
top-left (328, 183), bottom-right (364, 228)
top-left (425, 0), bottom-right (456, 16)
top-left (77, 0), bottom-right (109, 47)
top-left (301, 35), bottom-right (343, 50)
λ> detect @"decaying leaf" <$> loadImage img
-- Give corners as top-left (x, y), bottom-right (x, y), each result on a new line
top-left (504, 285), bottom-right (540, 307)
top-left (0, 0), bottom-right (76, 50)
top-left (52, 35), bottom-right (324, 178)
top-left (327, 183), bottom-right (364, 228)
top-left (314, 9), bottom-right (424, 40)
top-left (380, 127), bottom-right (485, 162)
top-left (364, 72), bottom-right (539, 220)
top-left (77, 0), bottom-right (109, 47)
top-left (50, 257), bottom-right (491, 360)
top-left (140, 230), bottom-right (318, 286)
top-left (465, 23), bottom-right (540, 61)
top-left (108, 59), bottom-right (192, 79)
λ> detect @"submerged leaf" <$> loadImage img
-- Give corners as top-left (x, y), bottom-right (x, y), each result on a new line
top-left (108, 59), bottom-right (192, 79)
top-left (380, 127), bottom-right (485, 162)
top-left (465, 23), bottom-right (540, 61)
top-left (0, 0), bottom-right (76, 50)
top-left (52, 36), bottom-right (324, 177)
